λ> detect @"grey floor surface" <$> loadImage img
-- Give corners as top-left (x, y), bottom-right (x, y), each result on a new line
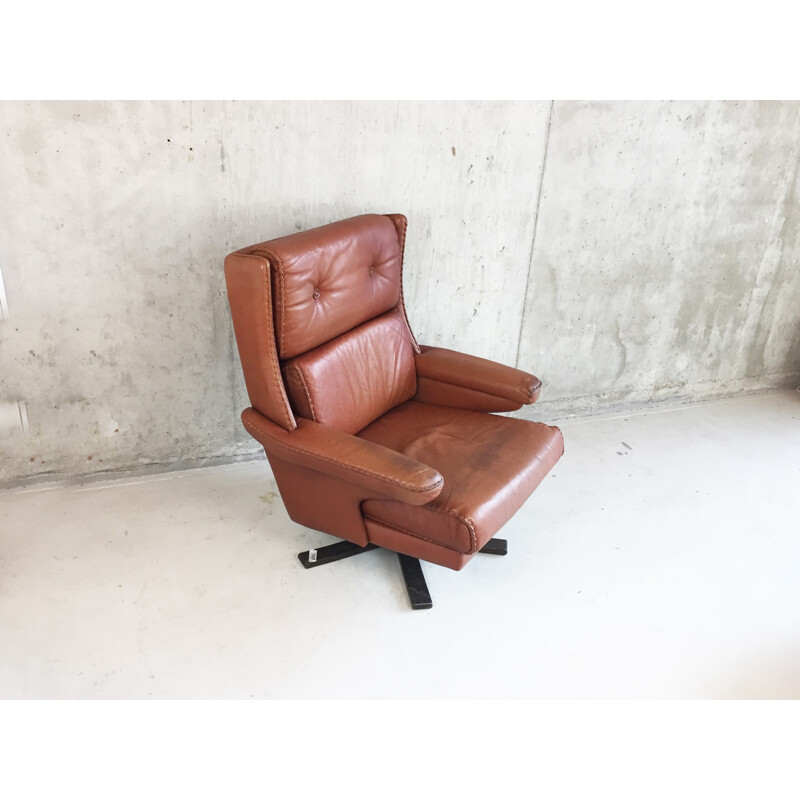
top-left (1, 390), bottom-right (798, 699)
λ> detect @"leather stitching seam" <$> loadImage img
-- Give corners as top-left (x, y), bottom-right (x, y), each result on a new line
top-left (279, 256), bottom-right (285, 355)
top-left (389, 214), bottom-right (420, 355)
top-left (416, 505), bottom-right (477, 553)
top-left (256, 259), bottom-right (294, 430)
top-left (251, 247), bottom-right (286, 356)
top-left (362, 514), bottom-right (467, 553)
top-left (294, 364), bottom-right (317, 422)
top-left (243, 417), bottom-right (444, 495)
top-left (417, 375), bottom-right (520, 405)
top-left (416, 358), bottom-right (535, 404)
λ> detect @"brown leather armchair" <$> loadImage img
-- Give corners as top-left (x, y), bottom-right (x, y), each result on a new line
top-left (224, 213), bottom-right (564, 609)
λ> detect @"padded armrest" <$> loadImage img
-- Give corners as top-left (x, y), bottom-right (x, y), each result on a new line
top-left (414, 346), bottom-right (542, 405)
top-left (241, 408), bottom-right (443, 506)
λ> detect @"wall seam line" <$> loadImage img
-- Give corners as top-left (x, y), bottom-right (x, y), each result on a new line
top-left (219, 102), bottom-right (242, 445)
top-left (515, 99), bottom-right (554, 369)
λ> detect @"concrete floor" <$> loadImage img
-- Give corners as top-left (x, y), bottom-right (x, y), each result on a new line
top-left (1, 390), bottom-right (798, 699)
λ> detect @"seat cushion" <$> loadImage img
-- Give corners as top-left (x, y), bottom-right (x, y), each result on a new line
top-left (357, 401), bottom-right (564, 554)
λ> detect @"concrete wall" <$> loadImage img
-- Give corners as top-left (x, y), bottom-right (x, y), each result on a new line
top-left (520, 101), bottom-right (800, 411)
top-left (2, 100), bottom-right (799, 484)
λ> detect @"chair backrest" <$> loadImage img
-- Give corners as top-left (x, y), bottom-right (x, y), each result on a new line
top-left (225, 213), bottom-right (419, 434)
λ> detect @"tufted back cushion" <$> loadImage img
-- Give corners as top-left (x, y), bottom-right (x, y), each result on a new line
top-left (228, 213), bottom-right (417, 432)
top-left (250, 214), bottom-right (404, 360)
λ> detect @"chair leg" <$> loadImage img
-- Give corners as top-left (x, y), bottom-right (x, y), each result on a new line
top-left (479, 537), bottom-right (508, 556)
top-left (297, 540), bottom-right (378, 569)
top-left (397, 553), bottom-right (433, 610)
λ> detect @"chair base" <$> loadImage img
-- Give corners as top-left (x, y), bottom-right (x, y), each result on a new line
top-left (297, 537), bottom-right (508, 610)
top-left (397, 553), bottom-right (433, 610)
top-left (479, 537), bottom-right (508, 556)
top-left (297, 540), bottom-right (378, 568)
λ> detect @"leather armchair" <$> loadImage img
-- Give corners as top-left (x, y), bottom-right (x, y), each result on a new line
top-left (224, 213), bottom-right (563, 608)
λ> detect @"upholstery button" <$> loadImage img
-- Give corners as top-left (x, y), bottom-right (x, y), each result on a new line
top-left (369, 267), bottom-right (375, 276)
top-left (312, 288), bottom-right (320, 299)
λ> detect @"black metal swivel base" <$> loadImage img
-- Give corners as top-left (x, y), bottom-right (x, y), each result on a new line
top-left (297, 538), bottom-right (508, 610)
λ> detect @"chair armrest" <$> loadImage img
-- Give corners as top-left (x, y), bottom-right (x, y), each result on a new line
top-left (241, 408), bottom-right (443, 506)
top-left (414, 346), bottom-right (542, 406)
